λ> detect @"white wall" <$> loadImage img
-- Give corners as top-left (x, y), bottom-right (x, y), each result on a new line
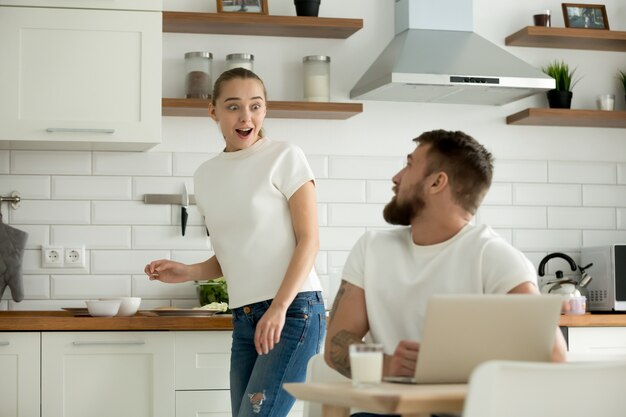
top-left (1, 0), bottom-right (626, 310)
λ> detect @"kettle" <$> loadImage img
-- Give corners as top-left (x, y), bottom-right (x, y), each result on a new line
top-left (537, 252), bottom-right (593, 296)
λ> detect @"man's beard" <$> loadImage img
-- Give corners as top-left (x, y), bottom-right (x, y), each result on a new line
top-left (383, 190), bottom-right (426, 226)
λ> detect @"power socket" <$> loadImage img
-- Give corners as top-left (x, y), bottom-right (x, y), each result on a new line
top-left (65, 246), bottom-right (86, 268)
top-left (42, 246), bottom-right (64, 268)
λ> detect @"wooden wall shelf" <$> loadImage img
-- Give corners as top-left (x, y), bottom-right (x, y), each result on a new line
top-left (162, 98), bottom-right (363, 120)
top-left (505, 26), bottom-right (626, 51)
top-left (507, 108), bottom-right (626, 128)
top-left (162, 11), bottom-right (363, 39)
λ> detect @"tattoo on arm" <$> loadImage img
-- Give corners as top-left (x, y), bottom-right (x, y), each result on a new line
top-left (329, 330), bottom-right (362, 378)
top-left (329, 280), bottom-right (349, 322)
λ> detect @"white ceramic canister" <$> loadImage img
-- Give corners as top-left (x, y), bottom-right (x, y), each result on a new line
top-left (184, 51), bottom-right (213, 99)
top-left (224, 53), bottom-right (255, 72)
top-left (303, 55), bottom-right (331, 102)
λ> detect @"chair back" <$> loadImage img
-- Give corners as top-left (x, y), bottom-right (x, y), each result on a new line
top-left (302, 353), bottom-right (350, 417)
top-left (463, 360), bottom-right (626, 417)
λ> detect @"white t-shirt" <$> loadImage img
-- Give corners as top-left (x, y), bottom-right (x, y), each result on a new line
top-left (342, 223), bottom-right (537, 354)
top-left (194, 138), bottom-right (322, 308)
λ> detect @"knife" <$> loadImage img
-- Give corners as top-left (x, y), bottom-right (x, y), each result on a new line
top-left (181, 183), bottom-right (189, 236)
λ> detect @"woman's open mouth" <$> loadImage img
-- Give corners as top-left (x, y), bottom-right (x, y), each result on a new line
top-left (236, 128), bottom-right (253, 138)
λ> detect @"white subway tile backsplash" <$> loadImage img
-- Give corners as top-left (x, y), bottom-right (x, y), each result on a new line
top-left (132, 275), bottom-right (196, 298)
top-left (329, 156), bottom-right (402, 180)
top-left (317, 203), bottom-right (328, 226)
top-left (51, 275), bottom-right (131, 299)
top-left (0, 175), bottom-right (50, 199)
top-left (11, 151), bottom-right (91, 175)
top-left (170, 250), bottom-right (215, 265)
top-left (477, 206), bottom-right (546, 228)
top-left (132, 226), bottom-right (211, 249)
top-left (514, 229), bottom-right (582, 252)
top-left (328, 251), bottom-right (350, 269)
top-left (513, 184), bottom-right (581, 206)
top-left (328, 204), bottom-right (387, 227)
top-left (0, 151), bottom-right (9, 173)
top-left (618, 164), bottom-right (626, 185)
top-left (583, 230), bottom-right (626, 247)
top-left (583, 185), bottom-right (626, 207)
top-left (51, 226), bottom-right (131, 248)
top-left (92, 250), bottom-right (170, 274)
top-left (320, 227), bottom-right (365, 251)
top-left (1, 275), bottom-right (50, 300)
top-left (93, 152), bottom-right (172, 176)
top-left (11, 200), bottom-right (90, 224)
top-left (307, 155), bottom-right (328, 179)
top-left (482, 184), bottom-right (512, 205)
top-left (22, 249), bottom-right (89, 275)
top-left (92, 201), bottom-right (171, 224)
top-left (132, 176), bottom-right (193, 200)
top-left (493, 160), bottom-right (547, 183)
top-left (52, 176), bottom-right (131, 200)
top-left (366, 180), bottom-right (394, 203)
top-left (316, 179), bottom-right (366, 203)
top-left (315, 251), bottom-right (328, 275)
top-left (548, 207), bottom-right (615, 229)
top-left (618, 208), bottom-right (626, 229)
top-left (12, 225), bottom-right (49, 249)
top-left (492, 229), bottom-right (512, 244)
top-left (0, 301), bottom-right (7, 311)
top-left (549, 161), bottom-right (616, 184)
top-left (173, 152), bottom-right (214, 176)
top-left (9, 299), bottom-right (86, 311)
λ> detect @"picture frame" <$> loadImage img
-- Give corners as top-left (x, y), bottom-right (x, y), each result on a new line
top-left (217, 0), bottom-right (268, 15)
top-left (562, 3), bottom-right (609, 29)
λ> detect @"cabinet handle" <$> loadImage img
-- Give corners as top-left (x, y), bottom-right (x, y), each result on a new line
top-left (46, 128), bottom-right (115, 134)
top-left (72, 340), bottom-right (145, 346)
top-left (0, 341), bottom-right (9, 346)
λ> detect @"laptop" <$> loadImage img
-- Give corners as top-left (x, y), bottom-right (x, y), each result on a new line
top-left (383, 294), bottom-right (563, 384)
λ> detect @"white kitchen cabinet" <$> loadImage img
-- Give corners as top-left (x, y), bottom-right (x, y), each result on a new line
top-left (0, 332), bottom-right (40, 417)
top-left (41, 332), bottom-right (175, 417)
top-left (567, 327), bottom-right (626, 362)
top-left (0, 2), bottom-right (162, 151)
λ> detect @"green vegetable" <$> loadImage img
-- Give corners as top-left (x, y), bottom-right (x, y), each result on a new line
top-left (195, 278), bottom-right (230, 312)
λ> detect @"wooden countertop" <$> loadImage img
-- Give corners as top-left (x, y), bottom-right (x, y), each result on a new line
top-left (0, 311), bottom-right (234, 331)
top-left (559, 313), bottom-right (626, 327)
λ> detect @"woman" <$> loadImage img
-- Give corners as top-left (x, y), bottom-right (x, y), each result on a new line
top-left (145, 68), bottom-right (325, 417)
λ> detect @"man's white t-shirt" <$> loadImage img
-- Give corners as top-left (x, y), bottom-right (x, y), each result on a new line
top-left (194, 138), bottom-right (322, 308)
top-left (342, 223), bottom-right (537, 354)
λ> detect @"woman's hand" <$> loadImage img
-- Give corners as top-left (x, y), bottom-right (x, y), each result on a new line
top-left (144, 259), bottom-right (191, 284)
top-left (254, 304), bottom-right (286, 355)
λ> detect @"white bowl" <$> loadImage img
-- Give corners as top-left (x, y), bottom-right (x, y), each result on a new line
top-left (100, 297), bottom-right (142, 316)
top-left (85, 299), bottom-right (121, 317)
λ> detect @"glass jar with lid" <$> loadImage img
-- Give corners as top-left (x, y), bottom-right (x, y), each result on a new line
top-left (303, 55), bottom-right (330, 102)
top-left (184, 51), bottom-right (213, 99)
top-left (224, 53), bottom-right (255, 72)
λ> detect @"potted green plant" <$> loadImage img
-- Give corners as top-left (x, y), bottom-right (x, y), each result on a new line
top-left (542, 60), bottom-right (580, 109)
top-left (619, 70), bottom-right (626, 102)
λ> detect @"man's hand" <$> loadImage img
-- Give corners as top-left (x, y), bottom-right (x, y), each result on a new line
top-left (386, 340), bottom-right (420, 377)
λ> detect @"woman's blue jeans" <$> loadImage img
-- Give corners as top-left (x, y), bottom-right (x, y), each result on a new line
top-left (230, 291), bottom-right (326, 417)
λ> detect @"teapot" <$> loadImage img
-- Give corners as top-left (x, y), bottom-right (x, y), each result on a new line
top-left (537, 252), bottom-right (593, 296)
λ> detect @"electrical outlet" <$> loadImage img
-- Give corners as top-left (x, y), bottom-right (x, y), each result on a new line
top-left (42, 246), bottom-right (64, 268)
top-left (65, 246), bottom-right (86, 268)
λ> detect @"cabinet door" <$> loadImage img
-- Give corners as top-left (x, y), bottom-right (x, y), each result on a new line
top-left (175, 331), bottom-right (232, 390)
top-left (567, 327), bottom-right (626, 361)
top-left (0, 6), bottom-right (161, 151)
top-left (41, 332), bottom-right (174, 417)
top-left (0, 332), bottom-right (40, 417)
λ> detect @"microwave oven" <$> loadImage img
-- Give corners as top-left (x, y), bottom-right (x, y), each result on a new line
top-left (580, 245), bottom-right (626, 311)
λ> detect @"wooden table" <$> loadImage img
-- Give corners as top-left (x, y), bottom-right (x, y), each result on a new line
top-left (284, 381), bottom-right (467, 417)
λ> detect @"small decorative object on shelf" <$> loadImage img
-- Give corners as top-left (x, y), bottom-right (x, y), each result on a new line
top-left (303, 55), bottom-right (330, 102)
top-left (533, 9), bottom-right (551, 27)
top-left (185, 52), bottom-right (213, 99)
top-left (619, 70), bottom-right (626, 102)
top-left (294, 0), bottom-right (321, 17)
top-left (562, 3), bottom-right (609, 29)
top-left (542, 59), bottom-right (580, 109)
top-left (596, 94), bottom-right (615, 111)
top-left (217, 0), bottom-right (268, 15)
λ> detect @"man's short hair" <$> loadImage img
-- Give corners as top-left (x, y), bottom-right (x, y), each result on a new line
top-left (415, 130), bottom-right (494, 214)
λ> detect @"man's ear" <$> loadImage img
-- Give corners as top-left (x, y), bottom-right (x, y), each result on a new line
top-left (208, 103), bottom-right (218, 122)
top-left (428, 172), bottom-right (448, 194)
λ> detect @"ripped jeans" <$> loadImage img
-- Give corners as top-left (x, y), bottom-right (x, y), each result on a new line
top-left (230, 291), bottom-right (326, 417)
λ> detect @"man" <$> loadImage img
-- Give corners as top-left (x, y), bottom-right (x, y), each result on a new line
top-left (325, 129), bottom-right (567, 385)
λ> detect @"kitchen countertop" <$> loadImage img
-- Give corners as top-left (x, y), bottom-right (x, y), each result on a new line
top-left (1, 311), bottom-right (625, 331)
top-left (0, 311), bottom-right (234, 331)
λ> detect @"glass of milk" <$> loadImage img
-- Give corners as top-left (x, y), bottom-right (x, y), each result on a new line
top-left (349, 343), bottom-right (384, 387)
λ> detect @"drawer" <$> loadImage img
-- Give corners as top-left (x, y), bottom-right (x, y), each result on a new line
top-left (567, 327), bottom-right (626, 361)
top-left (175, 390), bottom-right (303, 417)
top-left (175, 331), bottom-right (232, 390)
top-left (0, 0), bottom-right (161, 10)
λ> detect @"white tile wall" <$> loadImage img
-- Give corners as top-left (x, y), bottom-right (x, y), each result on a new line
top-left (316, 179), bottom-right (366, 203)
top-left (12, 200), bottom-right (91, 224)
top-left (548, 207), bottom-right (616, 229)
top-left (0, 175), bottom-right (50, 199)
top-left (51, 225), bottom-right (131, 248)
top-left (513, 184), bottom-right (581, 206)
top-left (618, 164), bottom-right (626, 185)
top-left (583, 185), bottom-right (626, 207)
top-left (51, 275), bottom-right (131, 299)
top-left (0, 151), bottom-right (9, 173)
top-left (477, 206), bottom-right (546, 229)
top-left (11, 151), bottom-right (91, 175)
top-left (52, 176), bottom-right (132, 200)
top-left (92, 201), bottom-right (171, 224)
top-left (328, 204), bottom-right (387, 227)
top-left (366, 180), bottom-right (394, 203)
top-left (549, 161), bottom-right (616, 184)
top-left (93, 152), bottom-right (172, 176)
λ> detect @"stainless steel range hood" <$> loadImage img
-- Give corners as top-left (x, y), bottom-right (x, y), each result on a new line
top-left (350, 0), bottom-right (555, 105)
